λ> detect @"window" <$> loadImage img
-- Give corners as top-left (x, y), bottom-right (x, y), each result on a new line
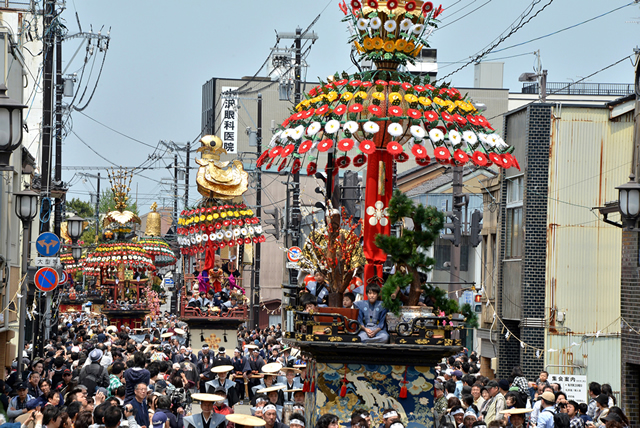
top-left (505, 176), bottom-right (524, 258)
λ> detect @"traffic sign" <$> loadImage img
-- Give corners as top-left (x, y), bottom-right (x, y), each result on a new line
top-left (59, 271), bottom-right (68, 285)
top-left (34, 267), bottom-right (59, 292)
top-left (35, 256), bottom-right (62, 269)
top-left (164, 278), bottom-right (175, 286)
top-left (285, 261), bottom-right (300, 270)
top-left (287, 246), bottom-right (302, 263)
top-left (35, 233), bottom-right (61, 257)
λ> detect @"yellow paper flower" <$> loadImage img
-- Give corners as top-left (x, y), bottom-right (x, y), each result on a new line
top-left (395, 39), bottom-right (407, 51)
top-left (206, 215), bottom-right (213, 221)
top-left (373, 37), bottom-right (384, 49)
top-left (389, 92), bottom-right (402, 102)
top-left (220, 212), bottom-right (227, 218)
top-left (404, 42), bottom-right (416, 53)
top-left (193, 217), bottom-right (200, 223)
top-left (213, 213), bottom-right (219, 219)
top-left (363, 37), bottom-right (374, 51)
top-left (354, 41), bottom-right (364, 53)
top-left (404, 94), bottom-right (418, 103)
top-left (233, 211), bottom-right (240, 217)
top-left (412, 44), bottom-right (423, 57)
top-left (327, 91), bottom-right (338, 102)
top-left (372, 92), bottom-right (386, 101)
top-left (433, 97), bottom-right (447, 107)
top-left (341, 92), bottom-right (354, 102)
top-left (247, 210), bottom-right (254, 215)
top-left (418, 96), bottom-right (432, 106)
top-left (199, 215), bottom-right (205, 221)
top-left (383, 41), bottom-right (395, 52)
top-left (354, 91), bottom-right (368, 100)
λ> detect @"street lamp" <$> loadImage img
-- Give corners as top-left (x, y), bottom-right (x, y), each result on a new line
top-left (616, 175), bottom-right (640, 231)
top-left (13, 188), bottom-right (39, 380)
top-left (0, 84), bottom-right (27, 171)
top-left (66, 214), bottom-right (86, 262)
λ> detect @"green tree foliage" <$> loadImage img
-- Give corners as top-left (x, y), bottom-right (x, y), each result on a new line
top-left (67, 198), bottom-right (94, 218)
top-left (98, 189), bottom-right (138, 215)
top-left (375, 190), bottom-right (444, 310)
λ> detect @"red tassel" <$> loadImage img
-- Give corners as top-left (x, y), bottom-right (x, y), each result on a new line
top-left (302, 379), bottom-right (309, 392)
top-left (310, 381), bottom-right (315, 392)
top-left (340, 384), bottom-right (347, 397)
top-left (399, 385), bottom-right (407, 399)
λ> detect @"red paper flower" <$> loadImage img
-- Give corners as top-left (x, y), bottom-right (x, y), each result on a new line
top-left (318, 139), bottom-right (333, 152)
top-left (414, 84), bottom-right (426, 92)
top-left (301, 108), bottom-right (315, 119)
top-left (422, 1), bottom-right (433, 14)
top-left (448, 87), bottom-right (461, 99)
top-left (291, 159), bottom-right (302, 174)
top-left (336, 156), bottom-right (351, 168)
top-left (353, 153), bottom-right (367, 167)
top-left (307, 162), bottom-right (317, 175)
top-left (316, 105), bottom-right (330, 115)
top-left (351, 0), bottom-right (362, 9)
top-left (407, 109), bottom-right (422, 119)
top-left (269, 146), bottom-right (282, 158)
top-left (387, 0), bottom-right (398, 9)
top-left (361, 81), bottom-right (373, 87)
top-left (511, 155), bottom-right (521, 171)
top-left (453, 114), bottom-right (467, 126)
top-left (367, 0), bottom-right (378, 7)
top-left (477, 115), bottom-right (494, 130)
top-left (387, 141), bottom-right (403, 155)
top-left (282, 118), bottom-right (290, 128)
top-left (395, 152), bottom-right (409, 163)
top-left (489, 152), bottom-right (502, 165)
top-left (401, 82), bottom-right (413, 91)
top-left (349, 79), bottom-right (362, 87)
top-left (338, 138), bottom-right (355, 151)
top-left (416, 156), bottom-right (431, 166)
top-left (499, 153), bottom-right (512, 169)
top-left (405, 0), bottom-right (416, 11)
top-left (349, 103), bottom-right (364, 113)
top-left (359, 140), bottom-right (376, 154)
top-left (308, 87), bottom-right (318, 97)
top-left (411, 144), bottom-right (428, 158)
top-left (434, 147), bottom-right (450, 160)
top-left (298, 140), bottom-right (313, 154)
top-left (454, 149), bottom-right (469, 164)
top-left (471, 151), bottom-right (488, 166)
top-left (441, 111), bottom-right (453, 122)
top-left (334, 104), bottom-right (348, 115)
top-left (293, 111), bottom-right (305, 121)
top-left (467, 115), bottom-right (479, 126)
top-left (256, 150), bottom-right (270, 167)
top-left (335, 79), bottom-right (348, 86)
top-left (389, 106), bottom-right (403, 117)
top-left (374, 79), bottom-right (388, 86)
top-left (424, 111), bottom-right (439, 122)
top-left (434, 5), bottom-right (444, 18)
top-left (368, 105), bottom-right (384, 116)
top-left (439, 88), bottom-right (448, 96)
top-left (244, 238), bottom-right (251, 245)
top-left (282, 144), bottom-right (296, 157)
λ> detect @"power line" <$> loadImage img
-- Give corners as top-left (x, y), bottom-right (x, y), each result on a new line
top-left (436, 0), bottom-right (494, 31)
top-left (74, 110), bottom-right (157, 149)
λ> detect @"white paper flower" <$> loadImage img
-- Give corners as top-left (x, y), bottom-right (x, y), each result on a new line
top-left (325, 120), bottom-right (341, 134)
top-left (248, 226), bottom-right (255, 235)
top-left (202, 233), bottom-right (209, 242)
top-left (370, 17), bottom-right (382, 29)
top-left (486, 134), bottom-right (499, 147)
top-left (233, 228), bottom-right (241, 237)
top-left (255, 225), bottom-right (263, 234)
top-left (307, 122), bottom-right (321, 136)
top-left (363, 121), bottom-right (380, 134)
top-left (241, 228), bottom-right (248, 236)
top-left (400, 19), bottom-right (413, 32)
top-left (388, 123), bottom-right (403, 137)
top-left (209, 233), bottom-right (217, 241)
top-left (269, 130), bottom-right (283, 147)
top-left (478, 133), bottom-right (488, 144)
top-left (495, 136), bottom-right (508, 150)
top-left (429, 128), bottom-right (444, 143)
top-left (449, 130), bottom-right (462, 147)
top-left (216, 231), bottom-right (224, 240)
top-left (343, 121), bottom-right (359, 133)
top-left (384, 20), bottom-right (397, 32)
top-left (224, 230), bottom-right (233, 239)
top-left (411, 24), bottom-right (424, 35)
top-left (463, 131), bottom-right (477, 145)
top-left (357, 18), bottom-right (369, 31)
top-left (282, 128), bottom-right (293, 139)
top-left (410, 125), bottom-right (426, 139)
top-left (292, 125), bottom-right (305, 140)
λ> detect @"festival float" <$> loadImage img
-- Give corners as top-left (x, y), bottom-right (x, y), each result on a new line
top-left (59, 249), bottom-right (85, 313)
top-left (177, 135), bottom-right (265, 351)
top-left (82, 169), bottom-right (158, 329)
top-left (265, 1), bottom-right (518, 425)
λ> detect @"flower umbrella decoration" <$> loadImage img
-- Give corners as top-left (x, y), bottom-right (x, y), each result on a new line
top-left (137, 237), bottom-right (177, 268)
top-left (83, 242), bottom-right (156, 277)
top-left (177, 202), bottom-right (265, 256)
top-left (60, 251), bottom-right (85, 275)
top-left (260, 0), bottom-right (519, 287)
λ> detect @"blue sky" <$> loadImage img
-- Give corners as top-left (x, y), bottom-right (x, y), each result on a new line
top-left (61, 0), bottom-right (640, 209)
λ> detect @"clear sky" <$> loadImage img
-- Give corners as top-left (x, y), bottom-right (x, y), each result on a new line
top-left (61, 0), bottom-right (640, 211)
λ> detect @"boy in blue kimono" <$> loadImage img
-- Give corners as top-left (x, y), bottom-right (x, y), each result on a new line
top-left (354, 283), bottom-right (389, 343)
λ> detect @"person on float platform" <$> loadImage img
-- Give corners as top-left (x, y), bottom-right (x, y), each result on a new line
top-left (304, 271), bottom-right (329, 306)
top-left (353, 283), bottom-right (389, 343)
top-left (205, 366), bottom-right (238, 407)
top-left (184, 393), bottom-right (227, 428)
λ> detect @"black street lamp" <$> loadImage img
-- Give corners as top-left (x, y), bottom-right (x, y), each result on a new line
top-left (66, 214), bottom-right (85, 262)
top-left (616, 175), bottom-right (640, 231)
top-left (13, 188), bottom-right (39, 380)
top-left (0, 84), bottom-right (27, 171)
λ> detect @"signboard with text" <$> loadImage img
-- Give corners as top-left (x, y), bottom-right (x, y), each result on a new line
top-left (220, 87), bottom-right (238, 154)
top-left (548, 374), bottom-right (587, 402)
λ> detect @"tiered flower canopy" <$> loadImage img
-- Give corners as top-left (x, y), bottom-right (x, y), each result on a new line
top-left (83, 242), bottom-right (156, 277)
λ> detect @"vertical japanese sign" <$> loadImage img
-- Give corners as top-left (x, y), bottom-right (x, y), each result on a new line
top-left (220, 87), bottom-right (239, 154)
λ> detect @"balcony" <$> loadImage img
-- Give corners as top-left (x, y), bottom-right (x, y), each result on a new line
top-left (178, 294), bottom-right (249, 322)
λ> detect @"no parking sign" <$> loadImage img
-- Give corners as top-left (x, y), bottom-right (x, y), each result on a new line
top-left (34, 267), bottom-right (59, 292)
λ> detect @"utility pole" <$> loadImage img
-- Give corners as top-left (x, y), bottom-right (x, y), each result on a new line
top-left (174, 154), bottom-right (178, 235)
top-left (251, 93), bottom-right (263, 329)
top-left (96, 173), bottom-right (101, 240)
top-left (449, 166), bottom-right (465, 295)
top-left (185, 143), bottom-right (190, 208)
top-left (54, 22), bottom-right (63, 236)
top-left (39, 0), bottom-right (55, 234)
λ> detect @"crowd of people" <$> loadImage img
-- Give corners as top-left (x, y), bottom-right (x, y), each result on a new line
top-left (432, 355), bottom-right (627, 428)
top-left (0, 306), bottom-right (629, 428)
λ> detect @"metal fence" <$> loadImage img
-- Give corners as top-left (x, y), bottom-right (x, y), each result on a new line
top-left (522, 82), bottom-right (634, 96)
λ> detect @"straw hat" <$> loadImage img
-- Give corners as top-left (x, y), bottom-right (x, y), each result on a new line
top-left (161, 332), bottom-right (173, 338)
top-left (106, 326), bottom-right (117, 333)
top-left (225, 414), bottom-right (266, 427)
top-left (211, 365), bottom-right (234, 374)
top-left (191, 393), bottom-right (225, 402)
top-left (174, 328), bottom-right (186, 335)
top-left (500, 408), bottom-right (534, 415)
top-left (261, 363), bottom-right (283, 374)
top-left (257, 385), bottom-right (286, 394)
